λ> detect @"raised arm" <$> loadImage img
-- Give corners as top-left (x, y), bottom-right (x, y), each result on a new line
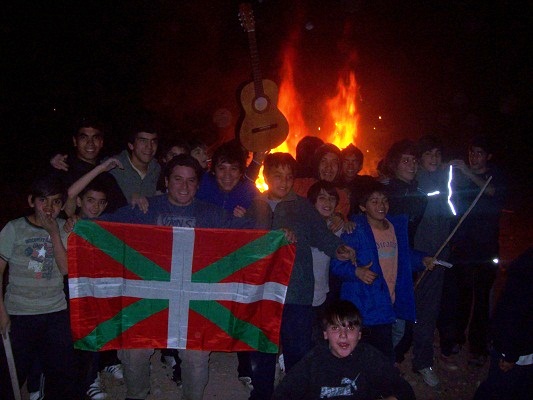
top-left (449, 159), bottom-right (495, 196)
top-left (64, 158), bottom-right (124, 216)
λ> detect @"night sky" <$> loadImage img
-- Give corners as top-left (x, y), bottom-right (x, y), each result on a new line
top-left (1, 0), bottom-right (531, 214)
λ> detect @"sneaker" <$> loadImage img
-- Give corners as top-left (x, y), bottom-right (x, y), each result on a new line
top-left (102, 363), bottom-right (123, 379)
top-left (86, 375), bottom-right (107, 400)
top-left (239, 376), bottom-right (253, 390)
top-left (439, 354), bottom-right (459, 371)
top-left (278, 353), bottom-right (285, 373)
top-left (29, 392), bottom-right (44, 400)
top-left (468, 354), bottom-right (487, 367)
top-left (417, 367), bottom-right (439, 387)
top-left (29, 373), bottom-right (45, 400)
top-left (161, 354), bottom-right (177, 368)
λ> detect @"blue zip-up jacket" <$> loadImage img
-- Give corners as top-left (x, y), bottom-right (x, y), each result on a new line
top-left (196, 173), bottom-right (259, 212)
top-left (331, 214), bottom-right (425, 326)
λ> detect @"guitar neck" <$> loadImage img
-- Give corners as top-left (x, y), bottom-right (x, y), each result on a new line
top-left (246, 30), bottom-right (265, 97)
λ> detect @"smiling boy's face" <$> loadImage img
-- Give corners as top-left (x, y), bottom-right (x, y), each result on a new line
top-left (73, 127), bottom-right (103, 164)
top-left (165, 165), bottom-right (199, 206)
top-left (395, 154), bottom-right (418, 183)
top-left (359, 191), bottom-right (389, 224)
top-left (315, 189), bottom-right (337, 218)
top-left (28, 193), bottom-right (63, 223)
top-left (77, 190), bottom-right (108, 219)
top-left (323, 320), bottom-right (362, 358)
top-left (420, 148), bottom-right (442, 172)
top-left (265, 165), bottom-right (294, 201)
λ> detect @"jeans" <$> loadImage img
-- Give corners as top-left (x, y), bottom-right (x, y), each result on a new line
top-left (412, 267), bottom-right (444, 370)
top-left (118, 348), bottom-right (210, 400)
top-left (361, 323), bottom-right (394, 363)
top-left (237, 351), bottom-right (252, 378)
top-left (180, 349), bottom-right (210, 400)
top-left (118, 348), bottom-right (154, 399)
top-left (456, 262), bottom-right (496, 355)
top-left (438, 265), bottom-right (459, 356)
top-left (8, 310), bottom-right (81, 399)
top-left (249, 304), bottom-right (313, 400)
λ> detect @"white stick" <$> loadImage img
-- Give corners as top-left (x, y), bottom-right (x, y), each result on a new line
top-left (2, 331), bottom-right (21, 400)
top-left (415, 175), bottom-right (493, 289)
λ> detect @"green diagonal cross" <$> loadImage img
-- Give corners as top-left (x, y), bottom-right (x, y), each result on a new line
top-left (189, 300), bottom-right (278, 353)
top-left (75, 298), bottom-right (169, 350)
top-left (74, 220), bottom-right (170, 281)
top-left (191, 230), bottom-right (289, 283)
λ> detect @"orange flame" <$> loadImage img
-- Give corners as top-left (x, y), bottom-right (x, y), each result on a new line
top-left (255, 51), bottom-right (360, 191)
top-left (326, 71), bottom-right (359, 150)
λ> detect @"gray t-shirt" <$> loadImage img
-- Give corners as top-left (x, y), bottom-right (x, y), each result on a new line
top-left (0, 217), bottom-right (68, 315)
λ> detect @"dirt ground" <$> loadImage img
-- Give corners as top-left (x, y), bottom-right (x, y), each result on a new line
top-left (16, 327), bottom-right (490, 400)
top-left (95, 343), bottom-right (489, 400)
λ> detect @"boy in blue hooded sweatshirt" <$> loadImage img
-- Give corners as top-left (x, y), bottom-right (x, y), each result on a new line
top-left (331, 180), bottom-right (434, 362)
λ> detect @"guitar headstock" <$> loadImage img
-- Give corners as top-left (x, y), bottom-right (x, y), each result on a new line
top-left (238, 3), bottom-right (255, 33)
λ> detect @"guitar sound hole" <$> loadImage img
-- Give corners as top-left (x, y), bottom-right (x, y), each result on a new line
top-left (253, 96), bottom-right (269, 112)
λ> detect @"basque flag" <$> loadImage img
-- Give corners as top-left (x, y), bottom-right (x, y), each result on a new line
top-left (68, 220), bottom-right (295, 353)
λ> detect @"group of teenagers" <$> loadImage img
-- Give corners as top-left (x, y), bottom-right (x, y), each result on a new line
top-left (1, 114), bottom-right (527, 400)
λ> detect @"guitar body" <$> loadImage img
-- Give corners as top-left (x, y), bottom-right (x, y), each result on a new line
top-left (239, 79), bottom-right (289, 152)
top-left (238, 3), bottom-right (289, 153)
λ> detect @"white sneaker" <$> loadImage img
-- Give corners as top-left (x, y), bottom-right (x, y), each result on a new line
top-left (29, 392), bottom-right (43, 400)
top-left (29, 373), bottom-right (45, 400)
top-left (238, 376), bottom-right (253, 390)
top-left (417, 367), bottom-right (439, 387)
top-left (102, 363), bottom-right (123, 380)
top-left (86, 375), bottom-right (107, 400)
top-left (278, 353), bottom-right (285, 372)
top-left (163, 355), bottom-right (177, 367)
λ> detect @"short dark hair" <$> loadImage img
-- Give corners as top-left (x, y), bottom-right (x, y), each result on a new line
top-left (210, 140), bottom-right (248, 173)
top-left (383, 139), bottom-right (418, 174)
top-left (79, 177), bottom-right (109, 199)
top-left (30, 175), bottom-right (66, 203)
top-left (188, 138), bottom-right (207, 153)
top-left (263, 153), bottom-right (297, 178)
top-left (307, 180), bottom-right (339, 206)
top-left (160, 139), bottom-right (190, 159)
top-left (417, 135), bottom-right (442, 155)
top-left (164, 154), bottom-right (204, 181)
top-left (296, 136), bottom-right (324, 165)
top-left (341, 144), bottom-right (364, 165)
top-left (321, 300), bottom-right (363, 331)
top-left (469, 135), bottom-right (493, 154)
top-left (128, 113), bottom-right (159, 144)
top-left (356, 180), bottom-right (387, 208)
top-left (74, 115), bottom-right (105, 136)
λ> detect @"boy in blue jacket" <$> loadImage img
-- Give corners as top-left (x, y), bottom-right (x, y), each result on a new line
top-left (331, 180), bottom-right (434, 362)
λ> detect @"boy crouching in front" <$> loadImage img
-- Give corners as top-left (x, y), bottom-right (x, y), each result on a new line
top-left (273, 300), bottom-right (415, 400)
